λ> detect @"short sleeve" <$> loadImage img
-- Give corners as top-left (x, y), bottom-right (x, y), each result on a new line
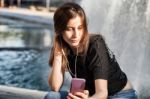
top-left (87, 35), bottom-right (110, 80)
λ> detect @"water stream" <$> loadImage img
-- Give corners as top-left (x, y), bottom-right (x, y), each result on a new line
top-left (81, 0), bottom-right (150, 98)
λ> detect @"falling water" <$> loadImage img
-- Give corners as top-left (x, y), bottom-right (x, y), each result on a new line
top-left (81, 0), bottom-right (150, 98)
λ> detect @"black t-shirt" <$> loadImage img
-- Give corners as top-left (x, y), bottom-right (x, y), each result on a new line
top-left (67, 34), bottom-right (127, 96)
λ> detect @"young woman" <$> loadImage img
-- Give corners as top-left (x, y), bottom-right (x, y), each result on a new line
top-left (44, 2), bottom-right (138, 99)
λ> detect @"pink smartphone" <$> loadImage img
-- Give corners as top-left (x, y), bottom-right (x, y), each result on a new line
top-left (70, 78), bottom-right (86, 94)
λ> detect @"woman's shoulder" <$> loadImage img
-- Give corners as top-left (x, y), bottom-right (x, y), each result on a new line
top-left (89, 33), bottom-right (106, 47)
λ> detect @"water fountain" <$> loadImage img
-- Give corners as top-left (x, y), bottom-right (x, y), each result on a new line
top-left (81, 0), bottom-right (150, 98)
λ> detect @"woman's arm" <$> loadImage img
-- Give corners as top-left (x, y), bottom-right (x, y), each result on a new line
top-left (48, 54), bottom-right (64, 91)
top-left (89, 79), bottom-right (108, 99)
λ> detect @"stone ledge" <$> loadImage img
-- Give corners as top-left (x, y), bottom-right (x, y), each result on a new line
top-left (0, 85), bottom-right (48, 99)
top-left (0, 8), bottom-right (54, 25)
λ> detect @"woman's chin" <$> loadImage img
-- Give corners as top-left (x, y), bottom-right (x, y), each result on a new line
top-left (71, 43), bottom-right (79, 48)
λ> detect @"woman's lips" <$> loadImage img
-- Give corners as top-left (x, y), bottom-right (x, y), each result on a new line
top-left (71, 39), bottom-right (78, 43)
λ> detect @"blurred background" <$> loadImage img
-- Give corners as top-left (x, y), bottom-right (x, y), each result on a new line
top-left (0, 0), bottom-right (150, 99)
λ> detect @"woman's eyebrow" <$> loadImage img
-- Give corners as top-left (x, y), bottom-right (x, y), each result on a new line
top-left (67, 24), bottom-right (83, 27)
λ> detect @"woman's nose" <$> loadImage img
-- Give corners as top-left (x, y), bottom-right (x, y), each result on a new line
top-left (73, 29), bottom-right (79, 37)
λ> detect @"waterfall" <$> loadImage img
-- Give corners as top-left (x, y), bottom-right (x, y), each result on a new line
top-left (81, 0), bottom-right (150, 98)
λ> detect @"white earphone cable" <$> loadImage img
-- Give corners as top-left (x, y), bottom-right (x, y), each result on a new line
top-left (61, 48), bottom-right (78, 78)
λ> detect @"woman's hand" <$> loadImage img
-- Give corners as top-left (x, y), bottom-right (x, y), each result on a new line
top-left (67, 90), bottom-right (89, 99)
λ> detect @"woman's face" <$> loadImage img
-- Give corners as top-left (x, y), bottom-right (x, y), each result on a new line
top-left (62, 15), bottom-right (84, 48)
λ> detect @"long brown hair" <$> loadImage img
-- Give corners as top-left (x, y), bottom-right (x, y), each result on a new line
top-left (49, 3), bottom-right (89, 70)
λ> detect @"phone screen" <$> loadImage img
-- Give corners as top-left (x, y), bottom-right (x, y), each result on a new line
top-left (70, 78), bottom-right (86, 94)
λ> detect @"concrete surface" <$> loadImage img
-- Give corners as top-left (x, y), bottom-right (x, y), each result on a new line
top-left (0, 85), bottom-right (48, 99)
top-left (0, 7), bottom-right (54, 25)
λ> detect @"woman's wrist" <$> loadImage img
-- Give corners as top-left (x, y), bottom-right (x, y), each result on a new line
top-left (55, 52), bottom-right (63, 56)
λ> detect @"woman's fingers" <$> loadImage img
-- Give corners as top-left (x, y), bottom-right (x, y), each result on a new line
top-left (68, 93), bottom-right (81, 99)
top-left (74, 90), bottom-right (89, 99)
top-left (67, 95), bottom-right (72, 99)
top-left (84, 90), bottom-right (89, 96)
top-left (67, 90), bottom-right (89, 99)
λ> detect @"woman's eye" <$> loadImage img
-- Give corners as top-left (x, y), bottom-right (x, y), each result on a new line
top-left (66, 28), bottom-right (73, 31)
top-left (78, 27), bottom-right (82, 30)
top-left (78, 26), bottom-right (83, 30)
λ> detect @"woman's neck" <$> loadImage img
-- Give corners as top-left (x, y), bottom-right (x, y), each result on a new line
top-left (71, 47), bottom-right (78, 55)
